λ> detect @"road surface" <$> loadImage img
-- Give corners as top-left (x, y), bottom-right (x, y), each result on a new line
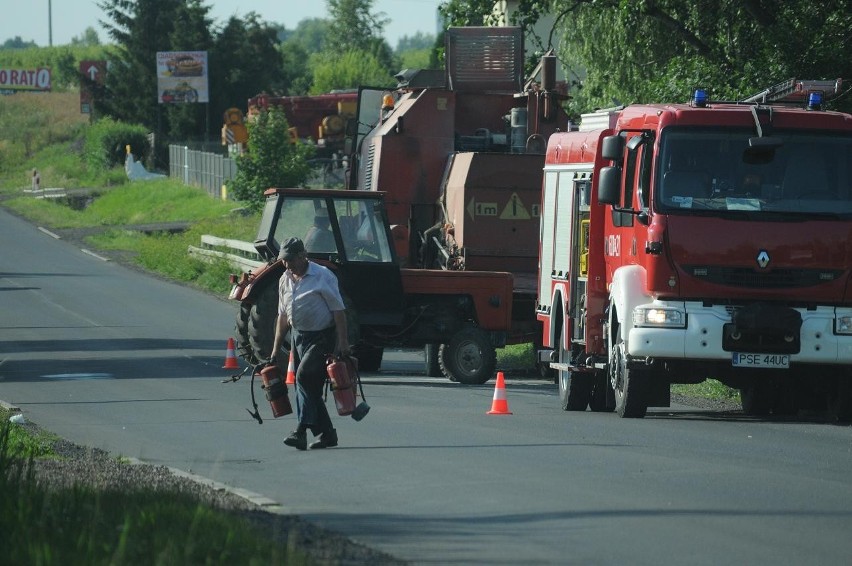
top-left (2, 207), bottom-right (852, 565)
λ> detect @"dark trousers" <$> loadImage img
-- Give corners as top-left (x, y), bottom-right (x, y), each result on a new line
top-left (292, 326), bottom-right (334, 435)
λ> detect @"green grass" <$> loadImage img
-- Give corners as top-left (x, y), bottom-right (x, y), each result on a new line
top-left (0, 412), bottom-right (307, 565)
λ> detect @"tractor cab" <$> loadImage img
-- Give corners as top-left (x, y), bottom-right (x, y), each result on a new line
top-left (255, 188), bottom-right (405, 328)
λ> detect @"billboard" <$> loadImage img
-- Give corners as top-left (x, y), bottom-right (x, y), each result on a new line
top-left (156, 51), bottom-right (208, 104)
top-left (0, 68), bottom-right (51, 91)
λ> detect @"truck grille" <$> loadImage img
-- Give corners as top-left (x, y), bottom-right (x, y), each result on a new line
top-left (683, 265), bottom-right (843, 289)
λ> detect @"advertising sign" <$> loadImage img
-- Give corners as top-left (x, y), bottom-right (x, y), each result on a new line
top-left (156, 51), bottom-right (208, 104)
top-left (0, 68), bottom-right (51, 91)
top-left (79, 60), bottom-right (107, 114)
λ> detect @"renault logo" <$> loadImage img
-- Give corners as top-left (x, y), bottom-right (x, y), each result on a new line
top-left (756, 250), bottom-right (770, 269)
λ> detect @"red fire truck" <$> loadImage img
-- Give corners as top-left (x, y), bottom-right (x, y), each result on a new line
top-left (537, 79), bottom-right (852, 419)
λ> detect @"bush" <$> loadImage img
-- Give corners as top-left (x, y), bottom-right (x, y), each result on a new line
top-left (84, 117), bottom-right (150, 171)
top-left (228, 107), bottom-right (315, 210)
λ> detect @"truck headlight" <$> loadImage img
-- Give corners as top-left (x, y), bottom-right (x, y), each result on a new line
top-left (836, 314), bottom-right (852, 335)
top-left (633, 306), bottom-right (686, 328)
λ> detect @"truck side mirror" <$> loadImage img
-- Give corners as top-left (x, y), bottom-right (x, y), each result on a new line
top-left (601, 135), bottom-right (624, 161)
top-left (598, 166), bottom-right (621, 205)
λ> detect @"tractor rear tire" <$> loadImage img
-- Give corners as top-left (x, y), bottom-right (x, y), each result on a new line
top-left (235, 302), bottom-right (260, 365)
top-left (439, 326), bottom-right (496, 385)
top-left (248, 282), bottom-right (280, 363)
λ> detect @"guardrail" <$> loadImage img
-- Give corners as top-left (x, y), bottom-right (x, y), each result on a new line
top-left (188, 235), bottom-right (264, 271)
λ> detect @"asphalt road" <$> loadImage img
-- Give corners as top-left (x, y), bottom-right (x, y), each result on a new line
top-left (3, 207), bottom-right (852, 565)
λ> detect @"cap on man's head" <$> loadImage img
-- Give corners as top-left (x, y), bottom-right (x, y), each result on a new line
top-left (278, 237), bottom-right (305, 261)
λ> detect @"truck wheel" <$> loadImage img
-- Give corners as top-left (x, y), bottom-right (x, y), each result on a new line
top-left (248, 282), bottom-right (279, 362)
top-left (739, 383), bottom-right (772, 416)
top-left (439, 327), bottom-right (496, 385)
top-left (589, 370), bottom-right (614, 412)
top-left (235, 302), bottom-right (260, 365)
top-left (610, 333), bottom-right (648, 418)
top-left (424, 344), bottom-right (442, 377)
top-left (557, 326), bottom-right (591, 411)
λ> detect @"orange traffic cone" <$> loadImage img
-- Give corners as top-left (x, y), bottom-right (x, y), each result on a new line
top-left (286, 348), bottom-right (296, 385)
top-left (487, 371), bottom-right (512, 415)
top-left (222, 338), bottom-right (240, 369)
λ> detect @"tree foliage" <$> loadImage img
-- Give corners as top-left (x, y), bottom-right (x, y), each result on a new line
top-left (96, 0), bottom-right (287, 143)
top-left (228, 107), bottom-right (314, 210)
top-left (439, 0), bottom-right (852, 113)
top-left (310, 50), bottom-right (396, 94)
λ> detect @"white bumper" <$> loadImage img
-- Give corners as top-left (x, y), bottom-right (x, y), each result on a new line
top-left (629, 303), bottom-right (852, 364)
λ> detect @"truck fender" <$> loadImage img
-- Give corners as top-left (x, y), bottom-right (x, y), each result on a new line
top-left (608, 264), bottom-right (651, 345)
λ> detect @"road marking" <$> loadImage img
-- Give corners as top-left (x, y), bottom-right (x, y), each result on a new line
top-left (43, 373), bottom-right (113, 380)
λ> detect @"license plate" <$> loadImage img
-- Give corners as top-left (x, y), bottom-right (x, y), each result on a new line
top-left (732, 352), bottom-right (790, 369)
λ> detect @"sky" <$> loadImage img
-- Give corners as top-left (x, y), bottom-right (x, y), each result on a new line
top-left (0, 0), bottom-right (444, 49)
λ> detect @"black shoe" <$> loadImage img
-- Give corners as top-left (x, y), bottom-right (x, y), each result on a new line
top-left (309, 429), bottom-right (338, 449)
top-left (284, 430), bottom-right (307, 451)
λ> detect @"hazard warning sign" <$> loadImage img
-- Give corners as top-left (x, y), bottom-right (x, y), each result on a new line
top-left (500, 192), bottom-right (531, 220)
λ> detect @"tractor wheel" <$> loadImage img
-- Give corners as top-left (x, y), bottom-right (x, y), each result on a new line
top-left (424, 344), bottom-right (442, 377)
top-left (439, 326), bottom-right (496, 385)
top-left (247, 282), bottom-right (280, 363)
top-left (235, 302), bottom-right (260, 365)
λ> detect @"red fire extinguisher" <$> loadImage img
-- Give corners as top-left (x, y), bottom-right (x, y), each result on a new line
top-left (259, 363), bottom-right (292, 418)
top-left (326, 355), bottom-right (357, 416)
top-left (326, 355), bottom-right (370, 420)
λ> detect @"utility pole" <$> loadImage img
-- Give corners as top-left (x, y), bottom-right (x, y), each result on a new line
top-left (48, 0), bottom-right (53, 46)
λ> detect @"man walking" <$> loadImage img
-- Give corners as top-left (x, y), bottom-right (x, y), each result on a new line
top-left (272, 237), bottom-right (350, 450)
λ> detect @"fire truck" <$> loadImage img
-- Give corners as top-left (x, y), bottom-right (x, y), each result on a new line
top-left (536, 79), bottom-right (852, 419)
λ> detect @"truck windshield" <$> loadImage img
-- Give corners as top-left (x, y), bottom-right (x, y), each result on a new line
top-left (656, 127), bottom-right (852, 215)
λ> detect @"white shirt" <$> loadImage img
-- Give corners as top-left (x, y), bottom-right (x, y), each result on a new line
top-left (278, 261), bottom-right (345, 331)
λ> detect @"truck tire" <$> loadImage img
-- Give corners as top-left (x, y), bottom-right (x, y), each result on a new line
top-left (248, 281), bottom-right (279, 362)
top-left (589, 370), bottom-right (614, 412)
top-left (439, 326), bottom-right (496, 385)
top-left (424, 344), bottom-right (441, 377)
top-left (739, 383), bottom-right (772, 416)
top-left (557, 326), bottom-right (591, 411)
top-left (610, 333), bottom-right (648, 418)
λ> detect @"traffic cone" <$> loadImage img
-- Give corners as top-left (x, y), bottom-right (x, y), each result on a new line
top-left (222, 338), bottom-right (240, 369)
top-left (487, 371), bottom-right (512, 415)
top-left (286, 348), bottom-right (296, 385)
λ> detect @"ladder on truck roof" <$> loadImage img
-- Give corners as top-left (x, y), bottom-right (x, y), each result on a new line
top-left (743, 78), bottom-right (843, 104)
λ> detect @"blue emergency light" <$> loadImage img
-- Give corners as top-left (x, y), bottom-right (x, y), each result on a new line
top-left (693, 89), bottom-right (708, 107)
top-left (807, 91), bottom-right (823, 110)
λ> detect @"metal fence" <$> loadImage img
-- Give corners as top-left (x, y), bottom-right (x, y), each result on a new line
top-left (168, 144), bottom-right (238, 199)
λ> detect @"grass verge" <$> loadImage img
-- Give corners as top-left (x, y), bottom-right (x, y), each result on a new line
top-left (0, 409), bottom-right (307, 565)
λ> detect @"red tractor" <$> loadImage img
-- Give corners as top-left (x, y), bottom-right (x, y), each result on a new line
top-left (229, 188), bottom-right (514, 384)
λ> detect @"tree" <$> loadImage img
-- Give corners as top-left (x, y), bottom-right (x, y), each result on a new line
top-left (228, 107), bottom-right (315, 210)
top-left (2, 36), bottom-right (37, 49)
top-left (322, 0), bottom-right (399, 80)
top-left (439, 0), bottom-right (852, 113)
top-left (71, 27), bottom-right (101, 46)
top-left (209, 14), bottom-right (286, 119)
top-left (310, 49), bottom-right (395, 94)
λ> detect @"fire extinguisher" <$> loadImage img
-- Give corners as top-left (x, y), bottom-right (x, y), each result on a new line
top-left (325, 355), bottom-right (370, 421)
top-left (259, 362), bottom-right (292, 418)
